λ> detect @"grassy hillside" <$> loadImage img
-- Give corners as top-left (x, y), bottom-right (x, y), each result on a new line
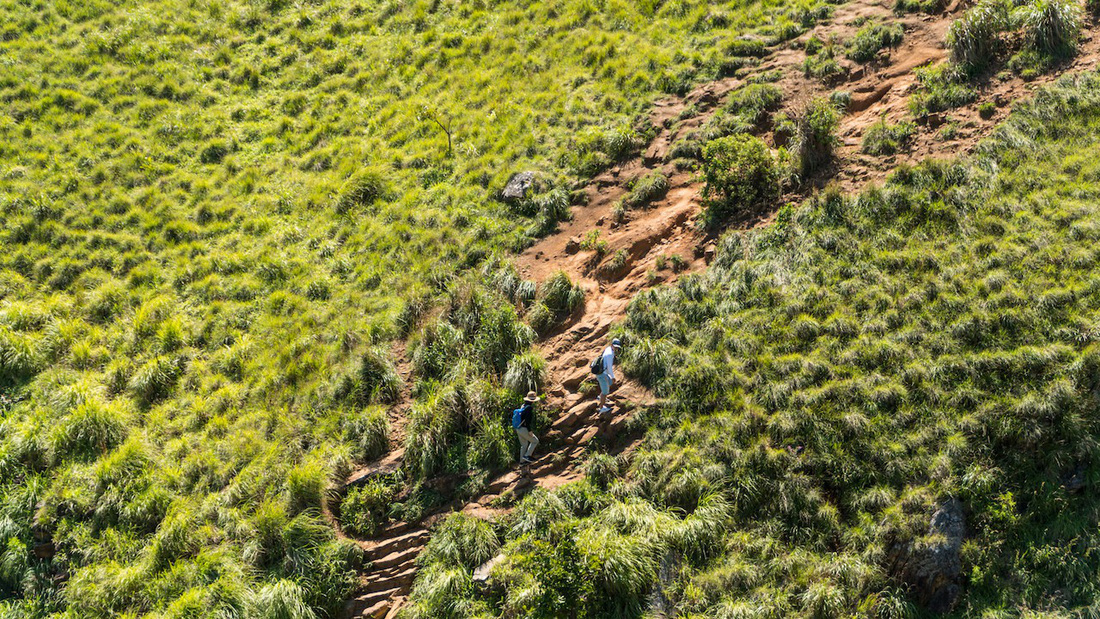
top-left (0, 0), bottom-right (844, 617)
top-left (404, 72), bottom-right (1100, 617)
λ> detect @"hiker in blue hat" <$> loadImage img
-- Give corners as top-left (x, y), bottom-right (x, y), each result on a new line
top-left (591, 338), bottom-right (622, 414)
top-left (511, 390), bottom-right (540, 465)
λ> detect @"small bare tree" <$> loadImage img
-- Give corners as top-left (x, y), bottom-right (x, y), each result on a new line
top-left (418, 105), bottom-right (453, 158)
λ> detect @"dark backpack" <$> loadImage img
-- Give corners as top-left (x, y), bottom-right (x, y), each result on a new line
top-left (590, 354), bottom-right (605, 376)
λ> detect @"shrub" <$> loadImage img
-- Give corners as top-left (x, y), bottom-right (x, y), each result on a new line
top-left (861, 118), bottom-right (915, 155)
top-left (700, 134), bottom-right (780, 227)
top-left (333, 168), bottom-right (388, 214)
top-left (343, 406), bottom-right (390, 461)
top-left (978, 101), bottom-right (997, 119)
top-left (946, 0), bottom-right (1010, 72)
top-left (529, 271), bottom-right (585, 335)
top-left (724, 83), bottom-right (785, 126)
top-left (287, 461), bottom-right (327, 515)
top-left (1018, 0), bottom-right (1082, 57)
top-left (0, 327), bottom-right (40, 386)
top-left (847, 22), bottom-right (905, 62)
top-left (341, 479), bottom-right (394, 538)
top-left (909, 63), bottom-right (978, 115)
top-left (503, 351), bottom-right (548, 394)
top-left (199, 139), bottom-right (230, 164)
top-left (625, 172), bottom-right (670, 208)
top-left (419, 513), bottom-right (500, 569)
top-left (793, 97), bottom-right (840, 176)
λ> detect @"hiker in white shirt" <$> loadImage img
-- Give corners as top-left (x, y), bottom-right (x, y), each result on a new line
top-left (597, 338), bottom-right (622, 414)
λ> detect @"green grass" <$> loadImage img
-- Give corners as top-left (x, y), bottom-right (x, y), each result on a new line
top-left (861, 117), bottom-right (916, 154)
top-left (846, 21), bottom-right (905, 62)
top-left (909, 62), bottom-right (979, 116)
top-left (0, 0), bottom-right (847, 615)
top-left (404, 71), bottom-right (1100, 617)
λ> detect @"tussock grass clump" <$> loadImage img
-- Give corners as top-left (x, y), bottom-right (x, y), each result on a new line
top-left (49, 400), bottom-right (129, 462)
top-left (861, 118), bottom-right (916, 155)
top-left (1018, 0), bottom-right (1082, 57)
top-left (333, 168), bottom-right (389, 214)
top-left (946, 0), bottom-right (1011, 72)
top-left (341, 479), bottom-right (395, 538)
top-left (342, 406), bottom-right (390, 461)
top-left (503, 351), bottom-right (548, 394)
top-left (802, 37), bottom-right (846, 81)
top-left (724, 83), bottom-right (785, 127)
top-left (847, 22), bottom-right (905, 62)
top-left (529, 271), bottom-right (585, 335)
top-left (625, 171), bottom-right (670, 208)
top-left (330, 346), bottom-right (402, 405)
top-left (908, 63), bottom-right (978, 116)
top-left (0, 326), bottom-right (40, 386)
top-left (792, 97), bottom-right (840, 176)
top-left (419, 513), bottom-right (500, 570)
top-left (287, 460), bottom-right (328, 515)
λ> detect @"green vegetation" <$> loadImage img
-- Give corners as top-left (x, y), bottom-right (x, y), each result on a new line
top-left (0, 0), bottom-right (849, 615)
top-left (915, 0), bottom-right (1081, 115)
top-left (793, 96), bottom-right (841, 176)
top-left (623, 171), bottom-right (670, 209)
top-left (909, 63), bottom-right (979, 116)
top-left (527, 271), bottom-right (585, 336)
top-left (939, 0), bottom-right (1082, 84)
top-left (861, 117), bottom-right (916, 155)
top-left (671, 82), bottom-right (785, 164)
top-left (406, 71), bottom-right (1100, 618)
top-left (946, 0), bottom-right (1011, 72)
top-left (846, 21), bottom-right (905, 62)
top-left (701, 135), bottom-right (781, 227)
top-left (1019, 0), bottom-right (1083, 57)
top-left (802, 36), bottom-right (846, 81)
top-left (895, 0), bottom-right (946, 14)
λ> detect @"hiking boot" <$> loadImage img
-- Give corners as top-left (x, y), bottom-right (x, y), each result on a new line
top-left (598, 406), bottom-right (612, 414)
top-left (520, 457), bottom-right (534, 465)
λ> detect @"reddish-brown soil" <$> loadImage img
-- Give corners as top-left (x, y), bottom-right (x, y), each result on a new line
top-left (339, 1), bottom-right (1100, 616)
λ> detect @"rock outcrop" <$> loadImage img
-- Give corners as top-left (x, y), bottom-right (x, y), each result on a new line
top-left (501, 171), bottom-right (538, 203)
top-left (891, 498), bottom-right (966, 614)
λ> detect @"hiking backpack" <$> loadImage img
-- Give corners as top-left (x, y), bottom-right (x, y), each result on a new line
top-left (511, 406), bottom-right (524, 429)
top-left (590, 354), bottom-right (605, 376)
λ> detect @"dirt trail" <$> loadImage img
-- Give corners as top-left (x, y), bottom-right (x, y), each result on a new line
top-left (340, 1), bottom-right (1100, 616)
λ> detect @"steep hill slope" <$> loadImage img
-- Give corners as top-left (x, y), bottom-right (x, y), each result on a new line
top-left (401, 68), bottom-right (1100, 619)
top-left (341, 0), bottom-right (1100, 614)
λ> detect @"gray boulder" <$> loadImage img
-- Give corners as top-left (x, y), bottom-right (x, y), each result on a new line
top-left (891, 498), bottom-right (965, 614)
top-left (501, 171), bottom-right (537, 203)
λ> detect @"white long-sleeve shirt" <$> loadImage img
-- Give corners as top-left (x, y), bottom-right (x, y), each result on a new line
top-left (602, 346), bottom-right (615, 381)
